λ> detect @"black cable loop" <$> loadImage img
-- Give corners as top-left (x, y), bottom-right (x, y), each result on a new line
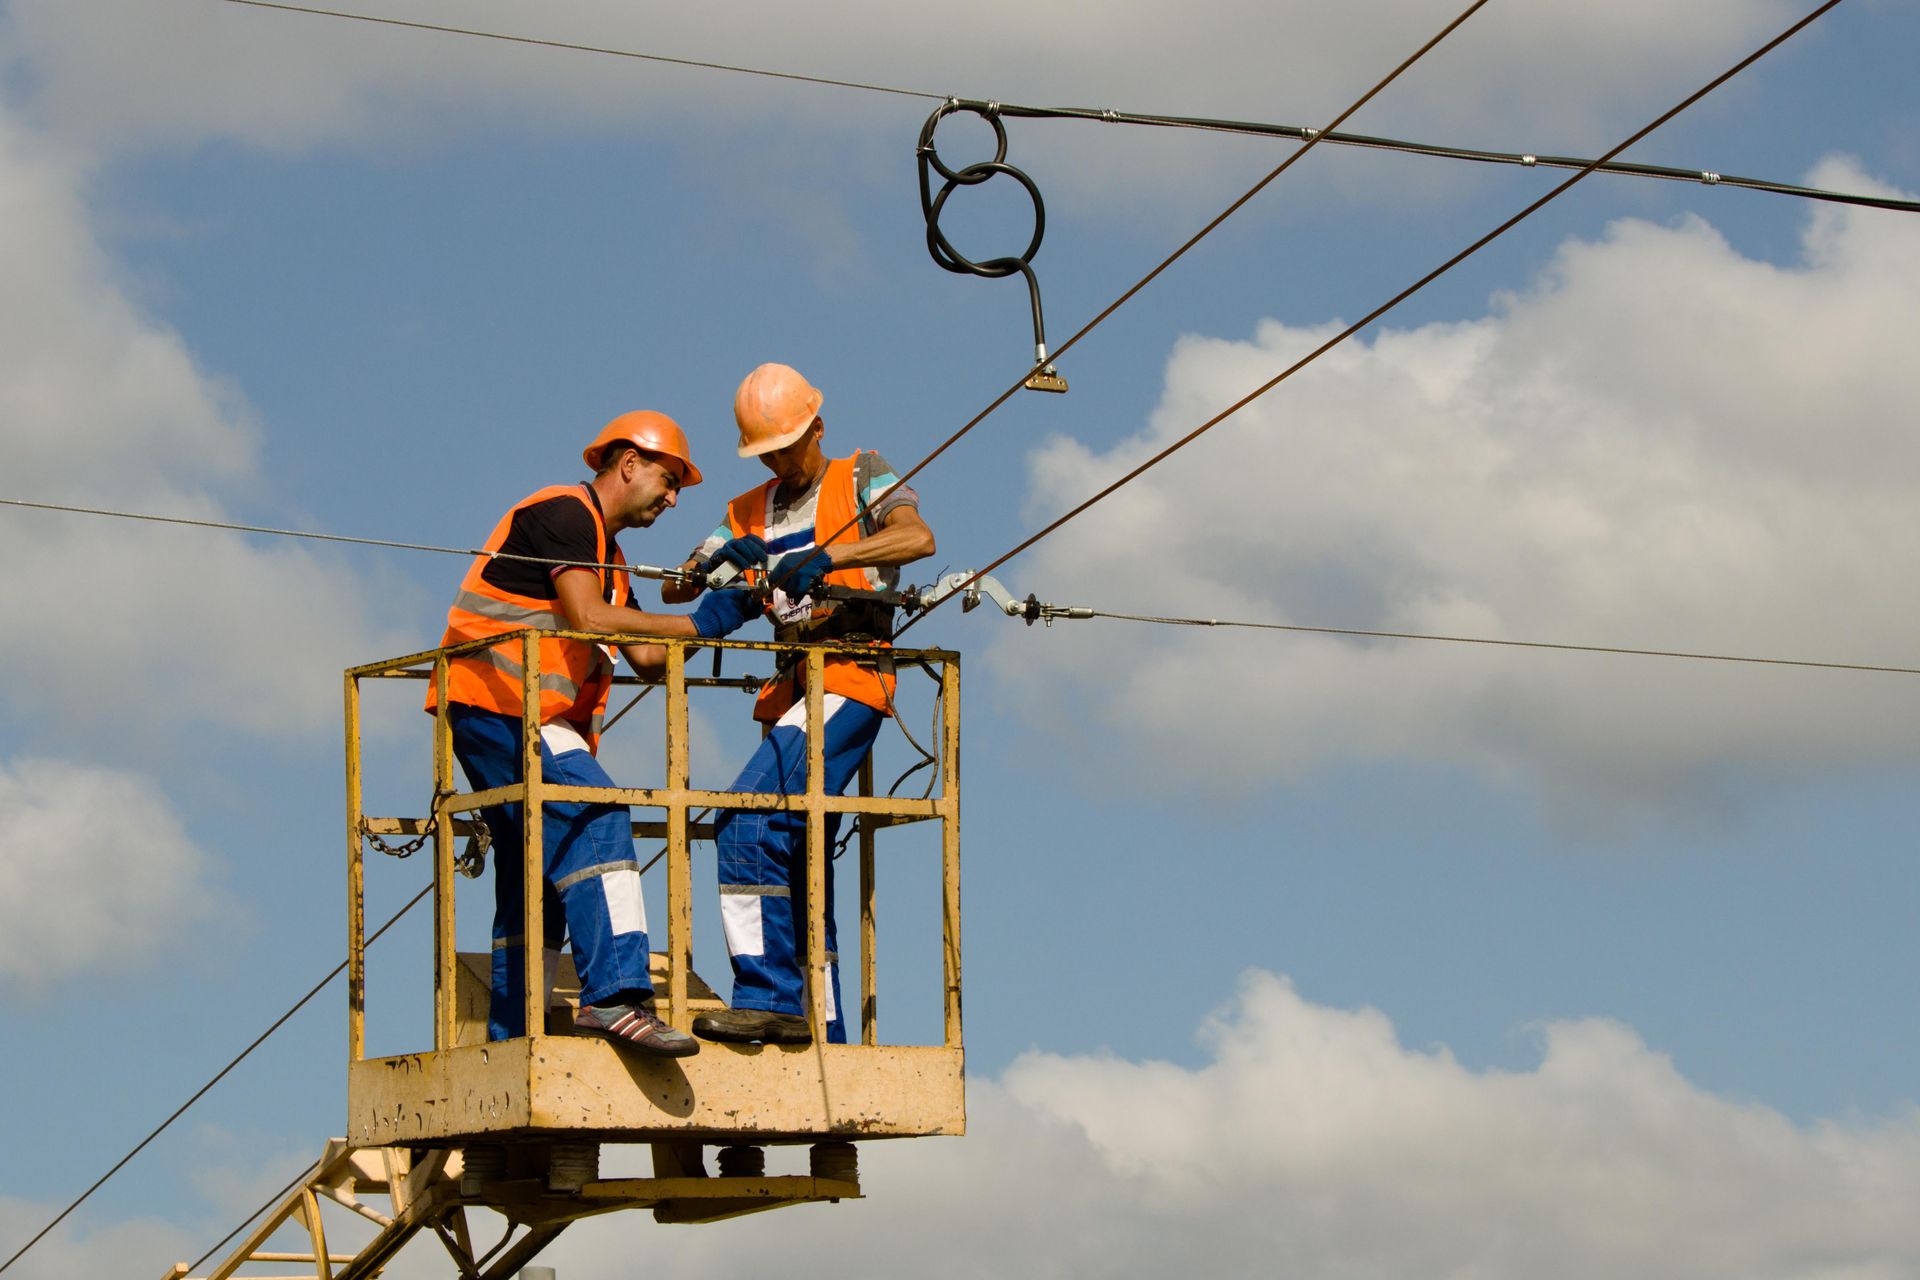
top-left (917, 101), bottom-right (1054, 368)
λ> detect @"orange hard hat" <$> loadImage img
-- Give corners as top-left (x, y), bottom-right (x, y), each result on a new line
top-left (582, 410), bottom-right (703, 487)
top-left (733, 363), bottom-right (823, 458)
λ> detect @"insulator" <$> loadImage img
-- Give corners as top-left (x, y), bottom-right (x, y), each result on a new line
top-left (459, 1143), bottom-right (506, 1196)
top-left (809, 1140), bottom-right (858, 1183)
top-left (547, 1140), bottom-right (600, 1193)
top-left (716, 1145), bottom-right (767, 1178)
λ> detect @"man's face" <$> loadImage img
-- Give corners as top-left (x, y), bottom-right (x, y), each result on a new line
top-left (623, 450), bottom-right (683, 527)
top-left (758, 420), bottom-right (822, 488)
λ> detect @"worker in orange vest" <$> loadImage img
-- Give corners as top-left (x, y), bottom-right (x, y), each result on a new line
top-left (428, 411), bottom-right (740, 1056)
top-left (664, 363), bottom-right (936, 1044)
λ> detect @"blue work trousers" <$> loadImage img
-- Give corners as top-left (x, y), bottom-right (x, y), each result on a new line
top-left (716, 694), bottom-right (883, 1044)
top-left (448, 703), bottom-right (653, 1040)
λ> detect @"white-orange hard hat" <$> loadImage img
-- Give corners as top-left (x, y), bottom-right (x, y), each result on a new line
top-left (733, 363), bottom-right (823, 458)
top-left (582, 410), bottom-right (703, 487)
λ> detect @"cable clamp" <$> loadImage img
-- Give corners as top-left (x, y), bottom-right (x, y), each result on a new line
top-left (1101, 109), bottom-right (1120, 123)
top-left (912, 571), bottom-right (1090, 626)
top-left (1700, 171), bottom-right (1722, 185)
top-left (1302, 127), bottom-right (1320, 140)
top-left (1520, 154), bottom-right (1537, 167)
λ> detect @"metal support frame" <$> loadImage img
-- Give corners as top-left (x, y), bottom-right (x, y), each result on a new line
top-left (345, 629), bottom-right (963, 1063)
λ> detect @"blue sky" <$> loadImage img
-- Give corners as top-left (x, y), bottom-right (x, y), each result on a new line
top-left (2, 2), bottom-right (1918, 1277)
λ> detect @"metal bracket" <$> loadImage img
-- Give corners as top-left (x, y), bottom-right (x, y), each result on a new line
top-left (908, 572), bottom-right (1090, 626)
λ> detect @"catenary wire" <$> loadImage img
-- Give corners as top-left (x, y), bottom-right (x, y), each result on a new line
top-left (984, 102), bottom-right (1920, 215)
top-left (213, 0), bottom-right (941, 99)
top-left (917, 0), bottom-right (1853, 625)
top-left (209, 1), bottom-right (1912, 215)
top-left (1076, 609), bottom-right (1920, 678)
top-left (0, 884), bottom-right (432, 1278)
top-left (3, 484), bottom-right (1905, 681)
top-left (0, 497), bottom-right (649, 580)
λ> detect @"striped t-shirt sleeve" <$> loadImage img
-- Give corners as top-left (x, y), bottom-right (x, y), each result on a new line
top-left (855, 451), bottom-right (919, 531)
top-left (688, 518), bottom-right (733, 567)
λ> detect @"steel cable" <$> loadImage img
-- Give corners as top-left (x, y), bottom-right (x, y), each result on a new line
top-left (1076, 609), bottom-right (1920, 678)
top-left (208, 1), bottom-right (1914, 215)
top-left (0, 497), bottom-right (655, 581)
top-left (985, 103), bottom-right (1920, 216)
top-left (213, 0), bottom-right (941, 99)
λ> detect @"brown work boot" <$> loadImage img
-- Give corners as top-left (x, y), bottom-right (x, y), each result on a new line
top-left (574, 1001), bottom-right (700, 1057)
top-left (691, 1007), bottom-right (811, 1044)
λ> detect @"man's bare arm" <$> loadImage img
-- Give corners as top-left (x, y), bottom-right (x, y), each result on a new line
top-left (825, 506), bottom-right (935, 571)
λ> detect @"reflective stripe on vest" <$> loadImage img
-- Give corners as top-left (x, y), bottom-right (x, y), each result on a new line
top-left (725, 453), bottom-right (896, 723)
top-left (424, 484), bottom-right (628, 751)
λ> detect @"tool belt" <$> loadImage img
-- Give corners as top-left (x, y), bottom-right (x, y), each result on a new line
top-left (773, 597), bottom-right (896, 646)
top-left (768, 599), bottom-right (899, 704)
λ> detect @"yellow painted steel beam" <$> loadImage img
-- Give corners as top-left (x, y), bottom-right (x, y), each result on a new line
top-left (344, 671), bottom-right (365, 1064)
top-left (804, 647), bottom-right (829, 1046)
top-left (520, 630), bottom-right (545, 1047)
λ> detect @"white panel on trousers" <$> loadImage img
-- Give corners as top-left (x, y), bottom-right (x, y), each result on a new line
top-left (774, 692), bottom-right (848, 732)
top-left (539, 720), bottom-right (591, 756)
top-left (601, 868), bottom-right (648, 936)
top-left (722, 894), bottom-right (765, 957)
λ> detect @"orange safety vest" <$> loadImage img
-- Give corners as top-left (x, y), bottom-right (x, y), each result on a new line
top-left (424, 484), bottom-right (629, 751)
top-left (726, 453), bottom-right (896, 724)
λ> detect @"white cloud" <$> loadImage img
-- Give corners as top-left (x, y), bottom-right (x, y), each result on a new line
top-left (0, 1198), bottom-right (194, 1280)
top-left (0, 757), bottom-right (222, 993)
top-left (987, 158), bottom-right (1920, 812)
top-left (1, 1), bottom-right (1796, 189)
top-left (12, 972), bottom-right (1917, 1279)
top-left (0, 103), bottom-right (412, 737)
top-left (527, 971), bottom-right (1920, 1280)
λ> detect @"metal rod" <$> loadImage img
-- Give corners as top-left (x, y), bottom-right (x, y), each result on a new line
top-left (666, 640), bottom-right (692, 1030)
top-left (521, 632), bottom-right (545, 1041)
top-left (432, 652), bottom-right (456, 1052)
top-left (940, 657), bottom-right (963, 1048)
top-left (805, 648), bottom-right (830, 1045)
top-left (344, 673), bottom-right (366, 1063)
top-left (859, 755), bottom-right (877, 1047)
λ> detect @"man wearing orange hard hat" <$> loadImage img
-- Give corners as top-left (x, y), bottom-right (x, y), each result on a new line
top-left (426, 410), bottom-right (714, 1058)
top-left (664, 362), bottom-right (937, 1046)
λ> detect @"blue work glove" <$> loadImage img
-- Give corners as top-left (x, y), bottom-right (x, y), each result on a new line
top-left (700, 534), bottom-right (768, 575)
top-left (769, 548), bottom-right (833, 600)
top-left (690, 586), bottom-right (759, 638)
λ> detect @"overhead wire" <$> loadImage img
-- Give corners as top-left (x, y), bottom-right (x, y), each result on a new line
top-left (212, 0), bottom-right (942, 100)
top-left (0, 884), bottom-right (432, 1278)
top-left (913, 0), bottom-right (1855, 628)
top-left (0, 497), bottom-right (656, 582)
top-left (1073, 609), bottom-right (1920, 678)
top-left (207, 1), bottom-right (1914, 215)
top-left (984, 102), bottom-right (1920, 215)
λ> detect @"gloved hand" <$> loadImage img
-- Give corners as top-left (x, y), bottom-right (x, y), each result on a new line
top-left (690, 586), bottom-right (758, 638)
top-left (769, 548), bottom-right (833, 600)
top-left (701, 534), bottom-right (768, 575)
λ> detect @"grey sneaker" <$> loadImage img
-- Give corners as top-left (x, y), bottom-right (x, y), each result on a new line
top-left (691, 1007), bottom-right (812, 1044)
top-left (574, 1001), bottom-right (700, 1058)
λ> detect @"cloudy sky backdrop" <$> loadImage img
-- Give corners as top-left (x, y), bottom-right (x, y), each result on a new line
top-left (1, 1), bottom-right (1916, 1277)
